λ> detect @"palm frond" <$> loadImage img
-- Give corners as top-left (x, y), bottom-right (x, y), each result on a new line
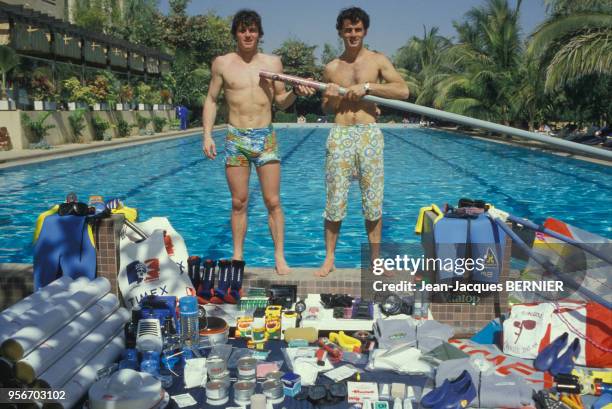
top-left (529, 13), bottom-right (612, 57)
top-left (545, 29), bottom-right (612, 90)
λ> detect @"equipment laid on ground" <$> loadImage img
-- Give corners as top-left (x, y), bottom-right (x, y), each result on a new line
top-left (88, 369), bottom-right (167, 409)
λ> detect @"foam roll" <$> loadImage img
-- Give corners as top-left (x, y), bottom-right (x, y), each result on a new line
top-left (0, 276), bottom-right (73, 327)
top-left (35, 307), bottom-right (129, 389)
top-left (0, 277), bottom-right (91, 342)
top-left (41, 332), bottom-right (125, 409)
top-left (1, 277), bottom-right (111, 361)
top-left (15, 293), bottom-right (120, 383)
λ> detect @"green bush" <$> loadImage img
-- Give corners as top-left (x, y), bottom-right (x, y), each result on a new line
top-left (305, 113), bottom-right (318, 123)
top-left (274, 111), bottom-right (297, 123)
top-left (116, 118), bottom-right (132, 138)
top-left (21, 112), bottom-right (55, 143)
top-left (135, 113), bottom-right (150, 130)
top-left (152, 116), bottom-right (166, 133)
top-left (68, 109), bottom-right (87, 141)
top-left (168, 118), bottom-right (180, 130)
top-left (91, 115), bottom-right (110, 141)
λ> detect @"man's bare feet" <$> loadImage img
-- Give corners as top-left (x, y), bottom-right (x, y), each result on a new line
top-left (315, 257), bottom-right (335, 277)
top-left (274, 255), bottom-right (291, 276)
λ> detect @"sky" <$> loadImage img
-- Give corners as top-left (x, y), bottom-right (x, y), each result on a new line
top-left (158, 0), bottom-right (548, 60)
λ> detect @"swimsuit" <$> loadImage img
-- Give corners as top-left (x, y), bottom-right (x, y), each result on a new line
top-left (225, 124), bottom-right (280, 167)
top-left (324, 123), bottom-right (384, 222)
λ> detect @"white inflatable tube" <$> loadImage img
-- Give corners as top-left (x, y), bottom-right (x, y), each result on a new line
top-left (0, 277), bottom-right (93, 342)
top-left (0, 276), bottom-right (73, 326)
top-left (36, 308), bottom-right (129, 389)
top-left (1, 277), bottom-right (111, 360)
top-left (15, 293), bottom-right (120, 383)
top-left (41, 332), bottom-right (125, 409)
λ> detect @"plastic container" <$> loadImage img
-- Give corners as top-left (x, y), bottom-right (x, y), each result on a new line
top-left (179, 296), bottom-right (199, 347)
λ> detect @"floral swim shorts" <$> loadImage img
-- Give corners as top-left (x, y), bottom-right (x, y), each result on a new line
top-left (324, 123), bottom-right (384, 221)
top-left (225, 124), bottom-right (280, 167)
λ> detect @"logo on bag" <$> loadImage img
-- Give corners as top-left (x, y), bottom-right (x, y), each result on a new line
top-left (513, 319), bottom-right (536, 343)
top-left (126, 258), bottom-right (160, 284)
top-left (484, 247), bottom-right (497, 267)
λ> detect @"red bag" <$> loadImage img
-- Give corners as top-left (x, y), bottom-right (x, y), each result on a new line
top-left (539, 300), bottom-right (612, 368)
top-left (504, 301), bottom-right (612, 367)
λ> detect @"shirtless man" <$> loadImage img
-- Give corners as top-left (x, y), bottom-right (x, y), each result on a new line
top-left (203, 9), bottom-right (314, 275)
top-left (316, 7), bottom-right (409, 277)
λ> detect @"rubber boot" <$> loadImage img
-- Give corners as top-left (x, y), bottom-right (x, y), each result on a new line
top-left (197, 259), bottom-right (216, 304)
top-left (550, 337), bottom-right (581, 376)
top-left (187, 256), bottom-right (201, 290)
top-left (534, 332), bottom-right (569, 372)
top-left (421, 370), bottom-right (476, 409)
top-left (225, 259), bottom-right (245, 304)
top-left (210, 259), bottom-right (231, 304)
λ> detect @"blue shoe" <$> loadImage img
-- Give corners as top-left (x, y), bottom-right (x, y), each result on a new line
top-left (550, 337), bottom-right (580, 376)
top-left (421, 380), bottom-right (451, 408)
top-left (534, 332), bottom-right (568, 372)
top-left (421, 370), bottom-right (476, 409)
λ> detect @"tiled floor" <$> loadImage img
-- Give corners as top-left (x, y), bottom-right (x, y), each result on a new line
top-left (244, 267), bottom-right (363, 299)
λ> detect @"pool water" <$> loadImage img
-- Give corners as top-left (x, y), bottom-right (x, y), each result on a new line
top-left (1, 126), bottom-right (610, 266)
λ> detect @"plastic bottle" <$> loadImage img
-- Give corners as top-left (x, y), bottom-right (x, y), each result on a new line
top-left (118, 348), bottom-right (138, 370)
top-left (140, 350), bottom-right (160, 378)
top-left (179, 296), bottom-right (199, 348)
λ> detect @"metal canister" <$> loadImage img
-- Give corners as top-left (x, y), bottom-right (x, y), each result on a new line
top-left (262, 379), bottom-right (284, 403)
top-left (233, 380), bottom-right (256, 405)
top-left (206, 356), bottom-right (226, 378)
top-left (265, 371), bottom-right (284, 381)
top-left (237, 357), bottom-right (257, 380)
top-left (209, 369), bottom-right (230, 385)
top-left (205, 380), bottom-right (229, 406)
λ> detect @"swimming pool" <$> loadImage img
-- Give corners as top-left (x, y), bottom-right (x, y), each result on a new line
top-left (1, 126), bottom-right (610, 266)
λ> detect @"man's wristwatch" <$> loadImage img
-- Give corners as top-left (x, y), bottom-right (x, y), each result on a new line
top-left (363, 82), bottom-right (371, 95)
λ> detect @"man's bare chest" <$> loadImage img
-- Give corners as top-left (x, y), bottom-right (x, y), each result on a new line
top-left (331, 62), bottom-right (379, 87)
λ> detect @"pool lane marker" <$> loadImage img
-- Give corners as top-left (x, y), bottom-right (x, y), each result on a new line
top-left (437, 133), bottom-right (612, 191)
top-left (0, 135), bottom-right (207, 195)
top-left (386, 129), bottom-right (536, 219)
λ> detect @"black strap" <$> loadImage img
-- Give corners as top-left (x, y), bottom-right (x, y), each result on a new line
top-left (477, 371), bottom-right (482, 408)
top-left (466, 218), bottom-right (472, 277)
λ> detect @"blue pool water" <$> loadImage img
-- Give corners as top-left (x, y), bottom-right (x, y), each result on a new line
top-left (1, 126), bottom-right (610, 266)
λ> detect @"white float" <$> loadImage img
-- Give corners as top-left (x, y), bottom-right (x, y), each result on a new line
top-left (1, 277), bottom-right (111, 360)
top-left (36, 308), bottom-right (129, 389)
top-left (0, 277), bottom-right (96, 344)
top-left (42, 332), bottom-right (125, 409)
top-left (15, 293), bottom-right (120, 383)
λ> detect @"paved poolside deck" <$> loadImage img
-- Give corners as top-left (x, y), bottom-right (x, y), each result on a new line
top-left (0, 126), bottom-right (213, 169)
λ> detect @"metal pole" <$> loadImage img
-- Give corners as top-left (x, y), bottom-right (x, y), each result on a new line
top-left (489, 214), bottom-right (612, 309)
top-left (507, 214), bottom-right (612, 265)
top-left (260, 70), bottom-right (612, 162)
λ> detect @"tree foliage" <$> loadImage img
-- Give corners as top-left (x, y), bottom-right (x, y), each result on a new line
top-left (274, 39), bottom-right (322, 116)
top-left (529, 0), bottom-right (612, 91)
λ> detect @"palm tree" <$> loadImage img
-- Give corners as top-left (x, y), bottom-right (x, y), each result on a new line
top-left (0, 45), bottom-right (19, 100)
top-left (394, 26), bottom-right (451, 106)
top-left (433, 0), bottom-right (523, 124)
top-left (529, 0), bottom-right (612, 91)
